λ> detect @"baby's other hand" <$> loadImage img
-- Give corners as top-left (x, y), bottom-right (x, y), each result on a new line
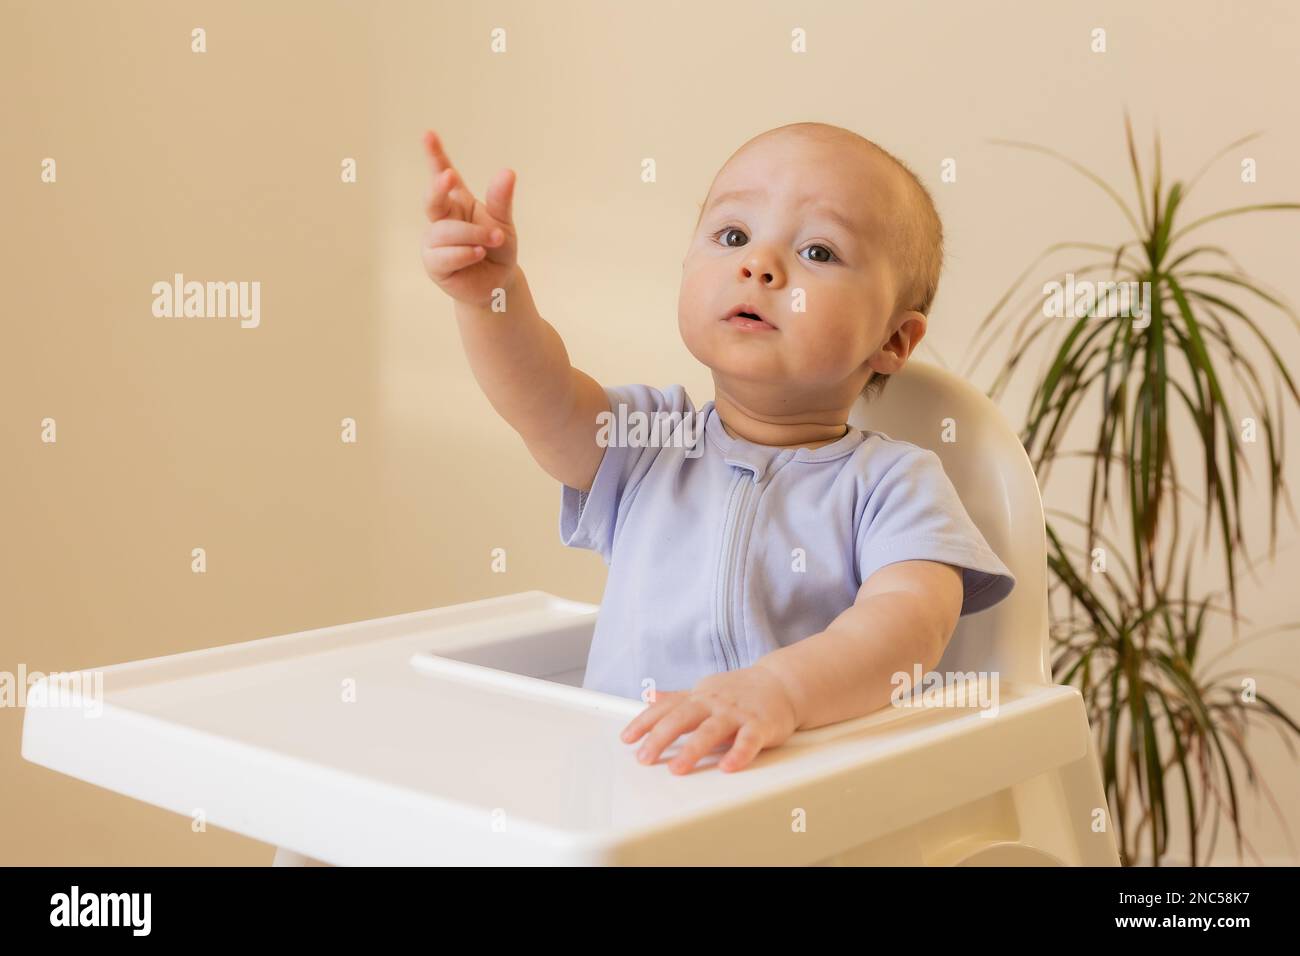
top-left (620, 665), bottom-right (801, 774)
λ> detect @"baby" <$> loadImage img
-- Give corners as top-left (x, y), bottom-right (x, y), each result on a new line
top-left (420, 122), bottom-right (1015, 775)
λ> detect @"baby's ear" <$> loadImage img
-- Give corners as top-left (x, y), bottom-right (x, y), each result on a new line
top-left (893, 309), bottom-right (928, 358)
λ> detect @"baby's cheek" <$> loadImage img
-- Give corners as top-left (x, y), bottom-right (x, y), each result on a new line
top-left (676, 269), bottom-right (714, 330)
top-left (676, 298), bottom-right (714, 365)
top-left (794, 318), bottom-right (867, 375)
top-left (677, 259), bottom-right (710, 306)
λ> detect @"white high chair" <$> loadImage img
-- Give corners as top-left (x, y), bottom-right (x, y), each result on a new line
top-left (21, 361), bottom-right (1120, 866)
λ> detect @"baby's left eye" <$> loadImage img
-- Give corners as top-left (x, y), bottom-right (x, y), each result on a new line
top-left (802, 244), bottom-right (838, 263)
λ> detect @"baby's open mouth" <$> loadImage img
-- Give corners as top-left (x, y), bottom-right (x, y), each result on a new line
top-left (723, 304), bottom-right (778, 331)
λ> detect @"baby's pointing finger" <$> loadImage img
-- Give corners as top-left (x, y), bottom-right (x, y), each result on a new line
top-left (423, 129), bottom-right (455, 176)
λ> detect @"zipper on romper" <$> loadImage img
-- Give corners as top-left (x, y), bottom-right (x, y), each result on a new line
top-left (714, 469), bottom-right (757, 670)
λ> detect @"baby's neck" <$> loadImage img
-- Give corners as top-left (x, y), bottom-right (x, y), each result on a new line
top-left (721, 421), bottom-right (849, 450)
top-left (715, 402), bottom-right (850, 450)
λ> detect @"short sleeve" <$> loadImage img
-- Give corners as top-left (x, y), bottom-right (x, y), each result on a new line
top-left (559, 383), bottom-right (692, 564)
top-left (855, 445), bottom-right (1016, 616)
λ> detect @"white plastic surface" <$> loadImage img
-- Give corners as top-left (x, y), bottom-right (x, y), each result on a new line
top-left (21, 590), bottom-right (1110, 865)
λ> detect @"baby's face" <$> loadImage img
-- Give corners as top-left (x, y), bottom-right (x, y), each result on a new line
top-left (678, 134), bottom-right (916, 407)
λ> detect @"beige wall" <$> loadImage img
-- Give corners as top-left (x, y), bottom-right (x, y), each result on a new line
top-left (3, 0), bottom-right (1297, 865)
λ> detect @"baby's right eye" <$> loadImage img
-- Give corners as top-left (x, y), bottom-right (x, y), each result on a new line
top-left (713, 227), bottom-right (749, 248)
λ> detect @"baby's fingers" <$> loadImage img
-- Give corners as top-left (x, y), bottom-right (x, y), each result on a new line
top-left (424, 129), bottom-right (454, 177)
top-left (635, 700), bottom-right (708, 766)
top-left (421, 243), bottom-right (487, 281)
top-left (620, 690), bottom-right (683, 743)
top-left (718, 724), bottom-right (766, 773)
top-left (426, 219), bottom-right (504, 250)
top-left (482, 167), bottom-right (516, 228)
top-left (668, 715), bottom-right (739, 775)
top-left (425, 167), bottom-right (461, 222)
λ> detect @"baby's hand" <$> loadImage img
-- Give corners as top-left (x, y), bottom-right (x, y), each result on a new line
top-left (620, 665), bottom-right (801, 774)
top-left (420, 129), bottom-right (519, 308)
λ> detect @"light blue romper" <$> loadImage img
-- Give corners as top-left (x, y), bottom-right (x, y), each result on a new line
top-left (559, 383), bottom-right (1016, 701)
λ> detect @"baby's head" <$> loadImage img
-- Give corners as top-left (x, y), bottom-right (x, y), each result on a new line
top-left (678, 122), bottom-right (942, 412)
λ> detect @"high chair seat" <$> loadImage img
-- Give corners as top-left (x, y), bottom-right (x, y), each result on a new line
top-left (21, 362), bottom-right (1120, 866)
top-left (851, 359), bottom-right (1053, 686)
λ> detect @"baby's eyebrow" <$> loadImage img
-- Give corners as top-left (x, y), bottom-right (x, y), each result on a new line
top-left (705, 186), bottom-right (765, 211)
top-left (806, 201), bottom-right (866, 237)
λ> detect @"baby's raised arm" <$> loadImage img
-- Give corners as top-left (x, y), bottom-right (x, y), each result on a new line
top-left (420, 130), bottom-right (610, 493)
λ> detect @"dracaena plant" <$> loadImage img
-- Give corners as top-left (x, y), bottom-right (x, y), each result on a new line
top-left (965, 113), bottom-right (1300, 866)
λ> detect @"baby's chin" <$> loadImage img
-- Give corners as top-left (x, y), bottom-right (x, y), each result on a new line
top-left (695, 348), bottom-right (789, 386)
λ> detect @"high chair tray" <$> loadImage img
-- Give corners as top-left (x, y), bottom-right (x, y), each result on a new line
top-left (22, 590), bottom-right (1091, 865)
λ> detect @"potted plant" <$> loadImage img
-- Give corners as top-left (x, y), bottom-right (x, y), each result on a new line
top-left (966, 113), bottom-right (1300, 866)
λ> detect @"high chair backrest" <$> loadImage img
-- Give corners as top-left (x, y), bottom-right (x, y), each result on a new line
top-left (849, 360), bottom-right (1052, 685)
